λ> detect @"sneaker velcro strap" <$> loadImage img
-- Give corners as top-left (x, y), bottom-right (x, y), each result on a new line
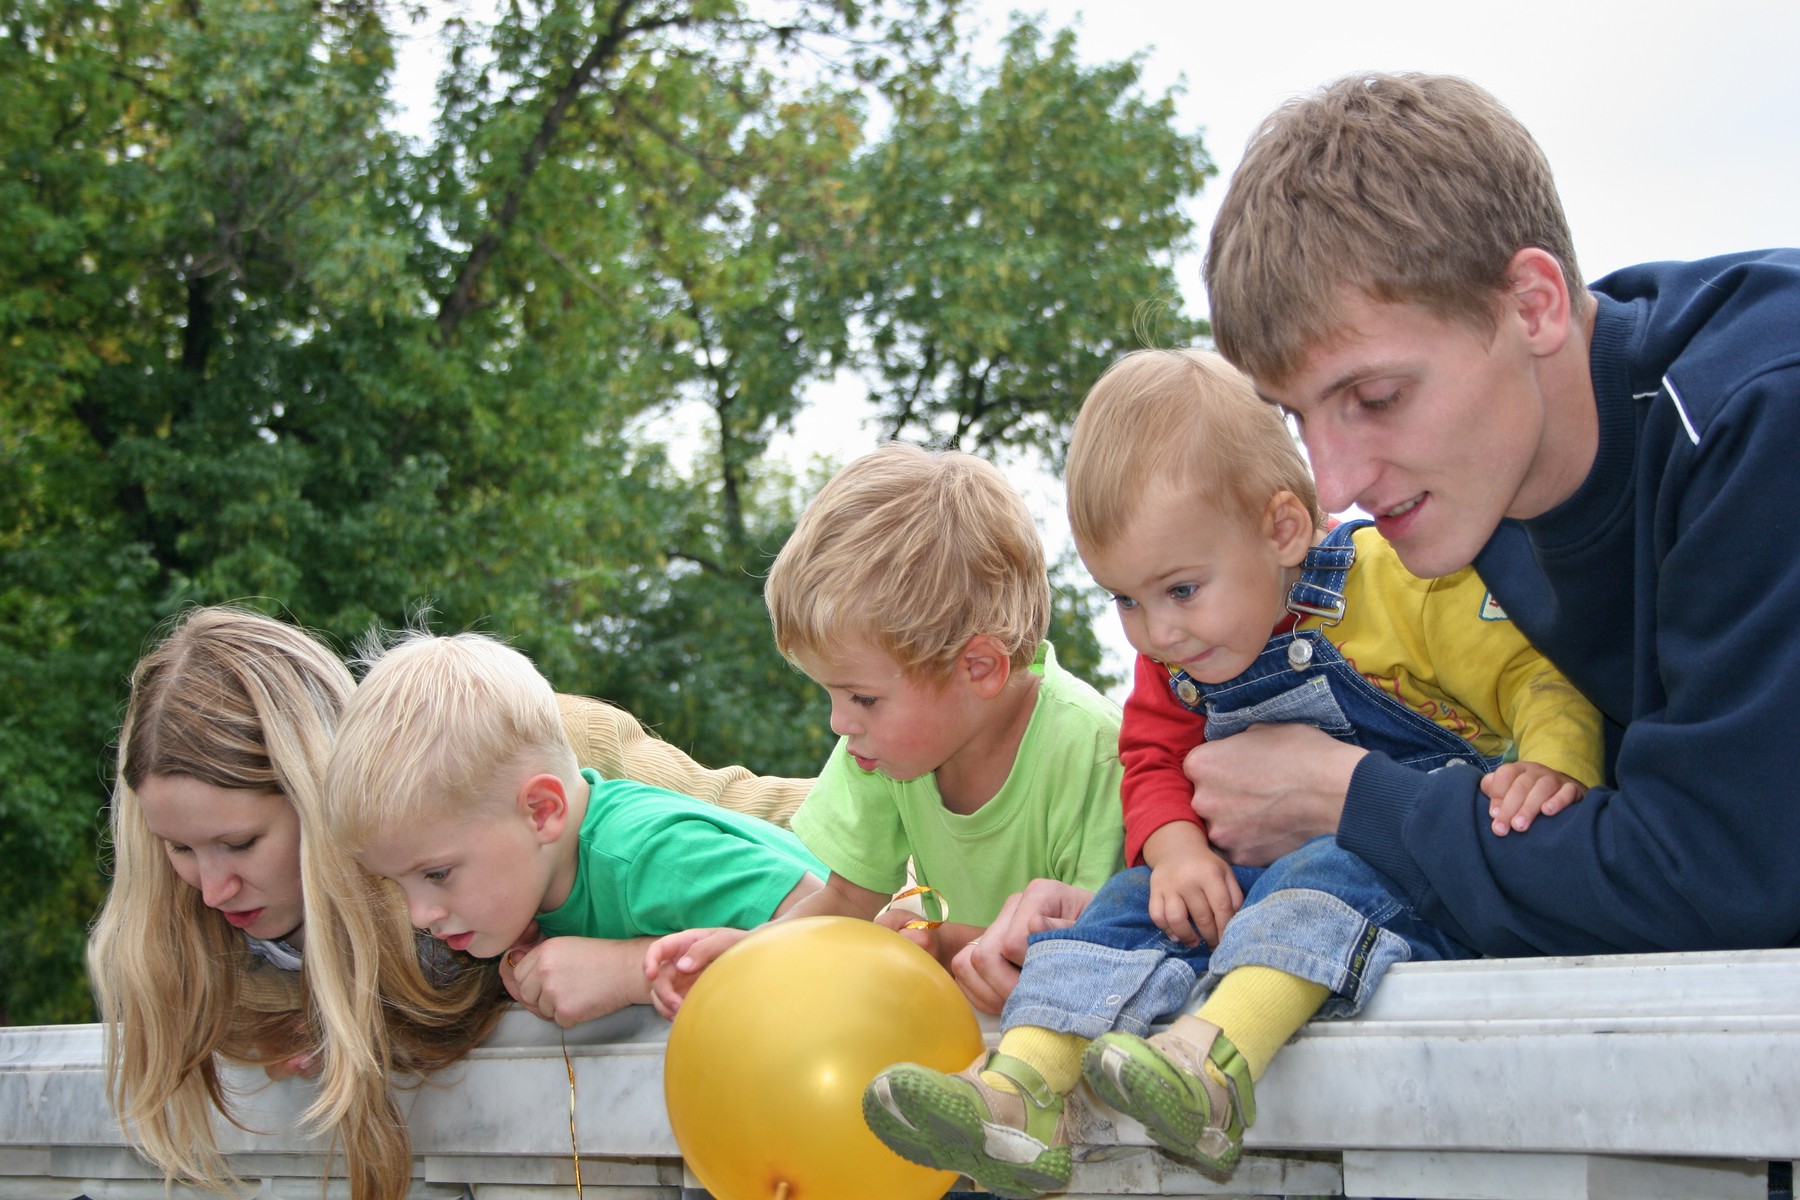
top-left (985, 1051), bottom-right (1059, 1110)
top-left (1207, 1032), bottom-right (1257, 1131)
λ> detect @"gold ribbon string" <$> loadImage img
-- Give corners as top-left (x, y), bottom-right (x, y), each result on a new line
top-left (561, 1030), bottom-right (583, 1199)
top-left (890, 884), bottom-right (949, 930)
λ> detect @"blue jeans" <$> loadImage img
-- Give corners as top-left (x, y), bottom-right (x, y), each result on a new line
top-left (1001, 521), bottom-right (1482, 1039)
top-left (1002, 840), bottom-right (1473, 1037)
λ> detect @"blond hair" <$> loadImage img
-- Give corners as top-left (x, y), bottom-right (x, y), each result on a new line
top-left (88, 606), bottom-right (503, 1200)
top-left (766, 443), bottom-right (1050, 679)
top-left (1067, 349), bottom-right (1323, 552)
top-left (324, 629), bottom-right (578, 852)
top-left (1206, 72), bottom-right (1588, 387)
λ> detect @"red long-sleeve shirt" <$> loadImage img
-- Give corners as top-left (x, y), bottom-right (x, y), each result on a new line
top-left (1119, 616), bottom-right (1301, 866)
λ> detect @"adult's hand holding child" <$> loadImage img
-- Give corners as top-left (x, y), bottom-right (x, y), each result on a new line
top-left (950, 879), bottom-right (1094, 1013)
top-left (1186, 723), bottom-right (1364, 865)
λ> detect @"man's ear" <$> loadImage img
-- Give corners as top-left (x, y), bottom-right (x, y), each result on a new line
top-left (958, 634), bottom-right (1014, 700)
top-left (1507, 246), bottom-right (1575, 357)
top-left (517, 773), bottom-right (570, 844)
top-left (1266, 489), bottom-right (1316, 568)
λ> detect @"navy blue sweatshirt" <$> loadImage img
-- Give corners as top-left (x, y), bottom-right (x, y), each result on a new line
top-left (1339, 250), bottom-right (1800, 956)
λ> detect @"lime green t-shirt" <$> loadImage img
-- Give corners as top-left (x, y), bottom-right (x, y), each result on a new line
top-left (789, 643), bottom-right (1125, 926)
top-left (536, 769), bottom-right (827, 940)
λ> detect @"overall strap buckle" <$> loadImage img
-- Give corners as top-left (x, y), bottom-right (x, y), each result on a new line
top-left (1286, 519), bottom-right (1367, 627)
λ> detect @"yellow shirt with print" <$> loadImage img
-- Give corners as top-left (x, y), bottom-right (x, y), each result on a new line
top-left (1297, 526), bottom-right (1603, 787)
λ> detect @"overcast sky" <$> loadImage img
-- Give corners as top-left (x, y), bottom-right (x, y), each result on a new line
top-left (968, 0), bottom-right (1800, 312)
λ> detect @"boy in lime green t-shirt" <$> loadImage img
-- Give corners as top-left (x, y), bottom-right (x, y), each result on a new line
top-left (644, 443), bottom-right (1126, 1016)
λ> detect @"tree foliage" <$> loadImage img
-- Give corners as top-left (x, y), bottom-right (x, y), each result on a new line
top-left (0, 0), bottom-right (1209, 1021)
top-left (842, 22), bottom-right (1214, 457)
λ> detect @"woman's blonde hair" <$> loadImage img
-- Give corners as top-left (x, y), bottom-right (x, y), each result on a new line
top-left (88, 605), bottom-right (505, 1200)
top-left (1066, 349), bottom-right (1323, 553)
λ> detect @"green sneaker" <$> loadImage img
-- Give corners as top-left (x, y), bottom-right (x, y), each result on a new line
top-left (1080, 1024), bottom-right (1256, 1174)
top-left (862, 1051), bottom-right (1073, 1199)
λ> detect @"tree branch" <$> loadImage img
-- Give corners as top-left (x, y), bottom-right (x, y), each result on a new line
top-left (434, 2), bottom-right (696, 342)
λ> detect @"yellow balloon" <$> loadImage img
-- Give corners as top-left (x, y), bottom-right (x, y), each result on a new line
top-left (664, 916), bottom-right (985, 1200)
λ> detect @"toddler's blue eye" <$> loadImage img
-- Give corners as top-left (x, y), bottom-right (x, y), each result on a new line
top-left (1111, 594), bottom-right (1138, 610)
top-left (1169, 583), bottom-right (1198, 602)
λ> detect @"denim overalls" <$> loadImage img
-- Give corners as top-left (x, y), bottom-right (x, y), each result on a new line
top-left (1002, 521), bottom-right (1483, 1040)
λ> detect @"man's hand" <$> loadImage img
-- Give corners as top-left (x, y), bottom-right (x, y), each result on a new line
top-left (1481, 761), bottom-right (1588, 836)
top-left (501, 936), bottom-right (655, 1027)
top-left (642, 927), bottom-right (750, 1019)
top-left (950, 879), bottom-right (1094, 1013)
top-left (1186, 723), bottom-right (1364, 865)
top-left (1142, 822), bottom-right (1243, 948)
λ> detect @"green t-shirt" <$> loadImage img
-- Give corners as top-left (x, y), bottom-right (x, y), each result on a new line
top-left (790, 643), bottom-right (1125, 926)
top-left (536, 769), bottom-right (827, 940)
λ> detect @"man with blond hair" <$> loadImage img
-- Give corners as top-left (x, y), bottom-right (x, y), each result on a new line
top-left (1188, 71), bottom-right (1800, 956)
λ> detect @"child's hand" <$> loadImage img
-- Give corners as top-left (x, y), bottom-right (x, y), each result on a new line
top-left (262, 1014), bottom-right (319, 1081)
top-left (502, 936), bottom-right (654, 1027)
top-left (264, 1050), bottom-right (319, 1081)
top-left (875, 905), bottom-right (942, 961)
top-left (1480, 761), bottom-right (1588, 836)
top-left (1143, 821), bottom-right (1243, 948)
top-left (874, 911), bottom-right (984, 968)
top-left (642, 927), bottom-right (747, 1020)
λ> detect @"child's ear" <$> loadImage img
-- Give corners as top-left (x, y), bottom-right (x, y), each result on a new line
top-left (1266, 490), bottom-right (1315, 568)
top-left (958, 634), bottom-right (1013, 700)
top-left (517, 773), bottom-right (570, 844)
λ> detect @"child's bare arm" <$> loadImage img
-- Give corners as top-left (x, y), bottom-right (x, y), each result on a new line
top-left (768, 869), bottom-right (889, 922)
top-left (1142, 820), bottom-right (1244, 948)
top-left (772, 869), bottom-right (825, 915)
top-left (1480, 761), bottom-right (1589, 836)
top-left (643, 872), bottom-right (886, 1017)
top-left (503, 936), bottom-right (656, 1027)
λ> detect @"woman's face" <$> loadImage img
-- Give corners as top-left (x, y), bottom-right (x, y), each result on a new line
top-left (137, 775), bottom-right (307, 948)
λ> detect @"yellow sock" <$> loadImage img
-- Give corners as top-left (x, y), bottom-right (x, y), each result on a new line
top-left (983, 1026), bottom-right (1088, 1096)
top-left (1190, 965), bottom-right (1329, 1081)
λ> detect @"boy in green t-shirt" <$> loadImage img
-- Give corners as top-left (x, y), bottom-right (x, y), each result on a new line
top-left (323, 631), bottom-right (826, 1028)
top-left (645, 443), bottom-right (1126, 1016)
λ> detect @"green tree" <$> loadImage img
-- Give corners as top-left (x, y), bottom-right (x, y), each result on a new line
top-left (0, 0), bottom-right (1207, 1022)
top-left (0, 0), bottom-right (949, 1022)
top-left (844, 19), bottom-right (1214, 459)
top-left (604, 15), bottom-right (1210, 768)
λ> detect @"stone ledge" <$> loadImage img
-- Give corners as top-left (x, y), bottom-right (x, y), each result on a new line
top-left (4, 949), bottom-right (1798, 1198)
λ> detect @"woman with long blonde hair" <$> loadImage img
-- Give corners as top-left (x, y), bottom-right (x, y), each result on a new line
top-left (89, 605), bottom-right (809, 1199)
